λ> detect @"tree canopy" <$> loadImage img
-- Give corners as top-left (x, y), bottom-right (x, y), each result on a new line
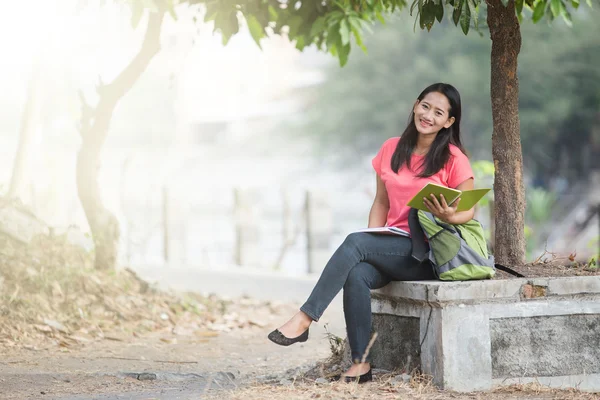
top-left (299, 10), bottom-right (600, 183)
top-left (111, 0), bottom-right (596, 267)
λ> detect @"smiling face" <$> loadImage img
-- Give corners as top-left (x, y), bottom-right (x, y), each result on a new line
top-left (413, 91), bottom-right (456, 136)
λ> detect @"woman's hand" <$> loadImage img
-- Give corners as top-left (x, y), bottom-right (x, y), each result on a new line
top-left (423, 193), bottom-right (461, 224)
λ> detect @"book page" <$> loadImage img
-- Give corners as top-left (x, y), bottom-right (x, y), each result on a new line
top-left (406, 183), bottom-right (462, 211)
top-left (355, 227), bottom-right (410, 237)
top-left (454, 188), bottom-right (491, 211)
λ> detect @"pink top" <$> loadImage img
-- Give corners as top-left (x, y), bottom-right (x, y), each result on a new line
top-left (372, 137), bottom-right (474, 233)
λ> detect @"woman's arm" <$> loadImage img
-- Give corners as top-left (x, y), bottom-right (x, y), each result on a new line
top-left (368, 175), bottom-right (390, 227)
top-left (423, 178), bottom-right (476, 225)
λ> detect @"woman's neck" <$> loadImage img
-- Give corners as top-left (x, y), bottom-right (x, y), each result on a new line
top-left (415, 134), bottom-right (436, 155)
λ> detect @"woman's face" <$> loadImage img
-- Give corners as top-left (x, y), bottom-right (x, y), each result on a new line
top-left (413, 91), bottom-right (455, 136)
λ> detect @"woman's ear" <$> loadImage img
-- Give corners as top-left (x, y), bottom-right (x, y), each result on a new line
top-left (443, 116), bottom-right (455, 129)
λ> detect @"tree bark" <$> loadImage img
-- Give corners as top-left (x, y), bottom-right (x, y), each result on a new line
top-left (487, 0), bottom-right (526, 266)
top-left (77, 11), bottom-right (164, 269)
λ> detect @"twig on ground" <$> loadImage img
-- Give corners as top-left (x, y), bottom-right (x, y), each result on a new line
top-left (92, 356), bottom-right (197, 364)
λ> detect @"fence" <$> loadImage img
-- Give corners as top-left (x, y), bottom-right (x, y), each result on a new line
top-left (119, 183), bottom-right (374, 275)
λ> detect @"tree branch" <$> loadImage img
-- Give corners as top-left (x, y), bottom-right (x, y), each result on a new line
top-left (103, 10), bottom-right (165, 102)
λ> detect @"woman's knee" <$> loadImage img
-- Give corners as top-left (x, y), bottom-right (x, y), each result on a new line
top-left (341, 232), bottom-right (367, 252)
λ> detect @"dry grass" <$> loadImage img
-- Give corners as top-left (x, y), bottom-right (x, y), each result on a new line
top-left (206, 372), bottom-right (600, 400)
top-left (0, 231), bottom-right (273, 349)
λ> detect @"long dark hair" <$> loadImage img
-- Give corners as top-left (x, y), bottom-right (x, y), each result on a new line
top-left (391, 83), bottom-right (466, 177)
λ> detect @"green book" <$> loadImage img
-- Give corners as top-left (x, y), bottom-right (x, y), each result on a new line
top-left (407, 183), bottom-right (491, 212)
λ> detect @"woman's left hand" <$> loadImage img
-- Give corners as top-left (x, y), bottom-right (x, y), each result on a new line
top-left (423, 194), bottom-right (460, 224)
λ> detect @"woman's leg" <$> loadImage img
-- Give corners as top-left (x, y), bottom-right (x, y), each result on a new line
top-left (341, 255), bottom-right (434, 377)
top-left (343, 262), bottom-right (390, 364)
top-left (341, 261), bottom-right (390, 378)
top-left (277, 232), bottom-right (431, 338)
top-left (301, 233), bottom-right (432, 322)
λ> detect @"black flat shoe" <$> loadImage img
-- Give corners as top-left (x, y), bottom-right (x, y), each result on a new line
top-left (267, 328), bottom-right (309, 346)
top-left (341, 369), bottom-right (372, 384)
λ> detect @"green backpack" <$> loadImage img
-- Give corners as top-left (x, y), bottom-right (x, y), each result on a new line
top-left (408, 208), bottom-right (496, 281)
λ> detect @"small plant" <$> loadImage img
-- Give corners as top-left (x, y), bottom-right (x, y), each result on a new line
top-left (323, 323), bottom-right (344, 358)
top-left (587, 236), bottom-right (599, 268)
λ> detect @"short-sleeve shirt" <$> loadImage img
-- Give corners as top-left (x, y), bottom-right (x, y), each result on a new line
top-left (371, 137), bottom-right (474, 233)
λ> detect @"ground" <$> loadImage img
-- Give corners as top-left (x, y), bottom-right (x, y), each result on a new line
top-left (1, 231), bottom-right (599, 399)
top-left (0, 299), bottom-right (334, 399)
top-left (2, 297), bottom-right (599, 400)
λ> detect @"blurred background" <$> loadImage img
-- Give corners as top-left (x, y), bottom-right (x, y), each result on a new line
top-left (1, 1), bottom-right (599, 279)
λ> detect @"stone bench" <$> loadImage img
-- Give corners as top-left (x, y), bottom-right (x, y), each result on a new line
top-left (370, 276), bottom-right (600, 392)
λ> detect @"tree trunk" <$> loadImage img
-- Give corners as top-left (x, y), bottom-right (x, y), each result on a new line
top-left (77, 11), bottom-right (164, 269)
top-left (487, 0), bottom-right (526, 266)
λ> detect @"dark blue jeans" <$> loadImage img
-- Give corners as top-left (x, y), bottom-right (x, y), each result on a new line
top-left (300, 232), bottom-right (434, 363)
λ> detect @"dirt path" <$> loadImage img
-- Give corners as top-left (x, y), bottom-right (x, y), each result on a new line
top-left (0, 300), bottom-right (344, 400)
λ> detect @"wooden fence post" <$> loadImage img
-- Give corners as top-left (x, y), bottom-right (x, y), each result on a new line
top-left (162, 184), bottom-right (187, 265)
top-left (234, 187), bottom-right (261, 266)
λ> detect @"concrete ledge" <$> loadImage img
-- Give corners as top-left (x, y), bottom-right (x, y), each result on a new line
top-left (370, 276), bottom-right (600, 392)
top-left (373, 276), bottom-right (600, 304)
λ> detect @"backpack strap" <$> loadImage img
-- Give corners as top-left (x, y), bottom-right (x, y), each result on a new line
top-left (494, 264), bottom-right (526, 278)
top-left (408, 208), bottom-right (428, 262)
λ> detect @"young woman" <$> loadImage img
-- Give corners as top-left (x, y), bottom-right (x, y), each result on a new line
top-left (268, 83), bottom-right (475, 383)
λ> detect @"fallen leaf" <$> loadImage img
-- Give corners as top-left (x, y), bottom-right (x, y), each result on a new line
top-left (248, 319), bottom-right (267, 328)
top-left (195, 331), bottom-right (219, 337)
top-left (43, 319), bottom-right (68, 334)
top-left (33, 324), bottom-right (52, 333)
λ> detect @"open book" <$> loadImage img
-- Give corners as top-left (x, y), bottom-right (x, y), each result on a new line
top-left (355, 226), bottom-right (410, 237)
top-left (407, 183), bottom-right (491, 212)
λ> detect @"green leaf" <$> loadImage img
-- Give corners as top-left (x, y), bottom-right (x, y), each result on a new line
top-left (131, 2), bottom-right (144, 28)
top-left (410, 0), bottom-right (420, 15)
top-left (310, 16), bottom-right (327, 38)
top-left (551, 0), bottom-right (561, 16)
top-left (329, 43), bottom-right (338, 57)
top-left (559, 2), bottom-right (573, 25)
top-left (469, 0), bottom-right (479, 29)
top-left (420, 1), bottom-right (436, 31)
top-left (435, 2), bottom-right (445, 22)
top-left (452, 3), bottom-right (462, 25)
top-left (571, 0), bottom-right (580, 8)
top-left (268, 5), bottom-right (278, 20)
top-left (532, 0), bottom-right (545, 21)
top-left (218, 12), bottom-right (239, 46)
top-left (338, 43), bottom-right (351, 66)
top-left (326, 23), bottom-right (341, 49)
top-left (349, 15), bottom-right (372, 34)
top-left (460, 0), bottom-right (471, 34)
top-left (246, 14), bottom-right (264, 49)
top-left (165, 0), bottom-right (177, 20)
top-left (516, 0), bottom-right (524, 14)
top-left (288, 15), bottom-right (304, 38)
top-left (586, 0), bottom-right (592, 7)
top-left (351, 25), bottom-right (368, 53)
top-left (204, 2), bottom-right (219, 23)
top-left (295, 35), bottom-right (306, 50)
top-left (348, 15), bottom-right (362, 30)
top-left (375, 11), bottom-right (386, 23)
top-left (340, 18), bottom-right (351, 45)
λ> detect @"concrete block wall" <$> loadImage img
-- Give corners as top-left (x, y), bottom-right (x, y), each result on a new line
top-left (370, 277), bottom-right (600, 392)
